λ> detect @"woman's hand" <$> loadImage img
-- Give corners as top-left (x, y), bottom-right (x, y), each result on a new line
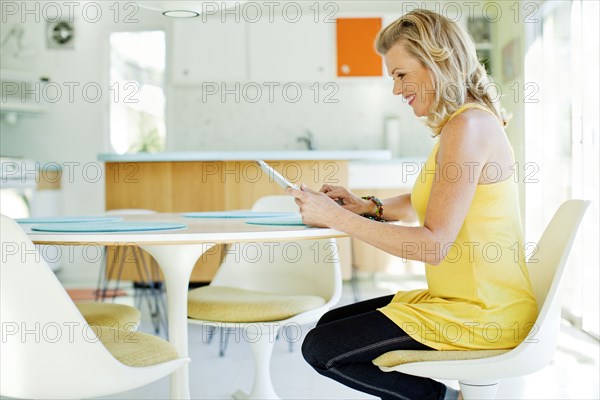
top-left (320, 184), bottom-right (374, 215)
top-left (286, 184), bottom-right (346, 228)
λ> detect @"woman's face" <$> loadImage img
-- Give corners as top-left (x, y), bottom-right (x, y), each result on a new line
top-left (383, 42), bottom-right (435, 117)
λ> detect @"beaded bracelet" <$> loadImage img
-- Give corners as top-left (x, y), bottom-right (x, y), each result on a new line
top-left (361, 196), bottom-right (385, 222)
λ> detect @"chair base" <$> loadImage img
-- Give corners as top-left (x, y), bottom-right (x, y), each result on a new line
top-left (241, 328), bottom-right (281, 400)
top-left (459, 381), bottom-right (499, 400)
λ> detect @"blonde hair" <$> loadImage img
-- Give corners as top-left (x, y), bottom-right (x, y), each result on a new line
top-left (375, 9), bottom-right (508, 135)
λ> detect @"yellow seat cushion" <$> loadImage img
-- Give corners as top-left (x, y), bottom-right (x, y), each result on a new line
top-left (95, 325), bottom-right (179, 367)
top-left (372, 349), bottom-right (510, 368)
top-left (76, 302), bottom-right (141, 330)
top-left (187, 286), bottom-right (326, 323)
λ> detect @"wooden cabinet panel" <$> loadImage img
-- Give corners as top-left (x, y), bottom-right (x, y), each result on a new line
top-left (105, 161), bottom-right (226, 212)
top-left (105, 162), bottom-right (173, 211)
top-left (336, 17), bottom-right (383, 77)
top-left (106, 160), bottom-right (348, 212)
top-left (170, 162), bottom-right (227, 212)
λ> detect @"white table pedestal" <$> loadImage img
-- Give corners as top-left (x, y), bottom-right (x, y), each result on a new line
top-left (139, 244), bottom-right (208, 400)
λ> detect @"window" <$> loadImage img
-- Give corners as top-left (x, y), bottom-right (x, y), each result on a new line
top-left (571, 0), bottom-right (599, 338)
top-left (525, 0), bottom-right (599, 338)
top-left (109, 31), bottom-right (166, 154)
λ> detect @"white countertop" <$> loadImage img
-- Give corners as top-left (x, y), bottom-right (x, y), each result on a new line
top-left (98, 150), bottom-right (392, 162)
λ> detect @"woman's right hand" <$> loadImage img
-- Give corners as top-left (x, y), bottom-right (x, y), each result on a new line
top-left (320, 185), bottom-right (373, 215)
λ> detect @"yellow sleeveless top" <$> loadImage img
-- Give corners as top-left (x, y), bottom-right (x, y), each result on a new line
top-left (379, 103), bottom-right (538, 350)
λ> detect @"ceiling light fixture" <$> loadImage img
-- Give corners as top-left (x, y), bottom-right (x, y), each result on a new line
top-left (162, 10), bottom-right (200, 18)
top-left (137, 1), bottom-right (205, 18)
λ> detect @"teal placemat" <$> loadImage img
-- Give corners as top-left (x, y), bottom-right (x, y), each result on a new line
top-left (182, 211), bottom-right (297, 219)
top-left (245, 215), bottom-right (305, 226)
top-left (17, 216), bottom-right (123, 224)
top-left (31, 222), bottom-right (187, 232)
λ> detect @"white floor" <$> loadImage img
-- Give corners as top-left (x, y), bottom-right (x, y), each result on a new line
top-left (88, 276), bottom-right (600, 400)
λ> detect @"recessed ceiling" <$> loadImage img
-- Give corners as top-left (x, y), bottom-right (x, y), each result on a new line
top-left (136, 1), bottom-right (423, 17)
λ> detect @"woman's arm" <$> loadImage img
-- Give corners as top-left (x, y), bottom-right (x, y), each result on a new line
top-left (380, 194), bottom-right (417, 223)
top-left (288, 111), bottom-right (493, 265)
top-left (319, 185), bottom-right (417, 223)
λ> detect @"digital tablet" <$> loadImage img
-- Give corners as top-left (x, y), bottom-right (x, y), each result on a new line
top-left (256, 160), bottom-right (299, 190)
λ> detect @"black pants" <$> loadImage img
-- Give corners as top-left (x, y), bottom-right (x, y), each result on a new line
top-left (302, 295), bottom-right (448, 400)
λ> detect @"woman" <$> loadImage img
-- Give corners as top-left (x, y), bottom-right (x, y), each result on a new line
top-left (287, 9), bottom-right (538, 400)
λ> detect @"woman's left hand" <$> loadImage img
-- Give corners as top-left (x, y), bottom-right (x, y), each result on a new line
top-left (286, 184), bottom-right (345, 228)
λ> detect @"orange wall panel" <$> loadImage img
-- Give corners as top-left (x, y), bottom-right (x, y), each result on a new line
top-left (336, 17), bottom-right (383, 77)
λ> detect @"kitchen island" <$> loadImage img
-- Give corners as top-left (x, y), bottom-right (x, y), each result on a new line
top-left (99, 150), bottom-right (391, 211)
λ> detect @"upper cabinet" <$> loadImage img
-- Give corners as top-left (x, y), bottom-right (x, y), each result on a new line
top-left (248, 17), bottom-right (334, 81)
top-left (170, 11), bottom-right (390, 84)
top-left (336, 17), bottom-right (383, 77)
top-left (171, 18), bottom-right (248, 84)
top-left (169, 7), bottom-right (492, 84)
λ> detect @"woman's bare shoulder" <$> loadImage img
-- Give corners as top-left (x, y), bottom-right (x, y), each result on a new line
top-left (440, 108), bottom-right (514, 183)
top-left (440, 108), bottom-right (504, 152)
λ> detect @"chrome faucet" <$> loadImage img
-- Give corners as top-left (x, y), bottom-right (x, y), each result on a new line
top-left (297, 130), bottom-right (317, 151)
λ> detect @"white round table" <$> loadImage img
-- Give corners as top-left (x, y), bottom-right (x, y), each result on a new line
top-left (25, 213), bottom-right (346, 399)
